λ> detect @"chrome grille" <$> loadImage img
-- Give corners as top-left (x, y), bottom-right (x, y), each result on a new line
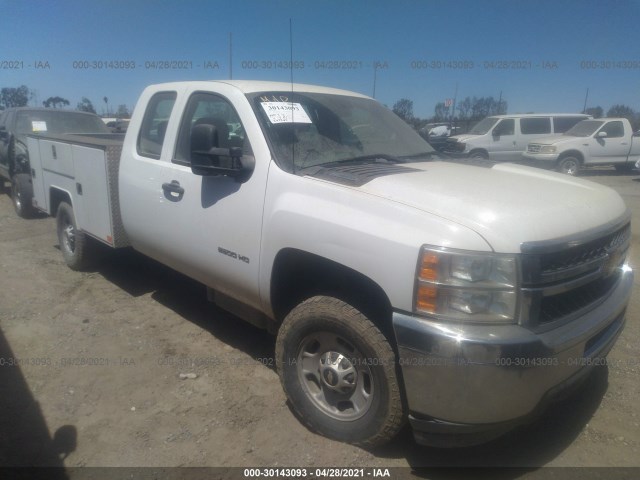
top-left (527, 144), bottom-right (542, 153)
top-left (520, 222), bottom-right (630, 327)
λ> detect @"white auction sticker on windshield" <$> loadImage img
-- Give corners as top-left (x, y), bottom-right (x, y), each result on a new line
top-left (32, 121), bottom-right (47, 132)
top-left (260, 102), bottom-right (312, 124)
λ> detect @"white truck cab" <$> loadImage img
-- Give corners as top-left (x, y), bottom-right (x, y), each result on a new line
top-left (26, 81), bottom-right (633, 448)
top-left (446, 113), bottom-right (590, 161)
top-left (523, 117), bottom-right (640, 175)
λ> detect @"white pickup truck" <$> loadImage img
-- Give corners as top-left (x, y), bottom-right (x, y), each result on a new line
top-left (523, 117), bottom-right (640, 175)
top-left (26, 80), bottom-right (633, 448)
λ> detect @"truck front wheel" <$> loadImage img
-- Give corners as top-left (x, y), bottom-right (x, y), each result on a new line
top-left (557, 156), bottom-right (581, 176)
top-left (276, 296), bottom-right (404, 447)
top-left (56, 202), bottom-right (95, 271)
top-left (11, 174), bottom-right (35, 218)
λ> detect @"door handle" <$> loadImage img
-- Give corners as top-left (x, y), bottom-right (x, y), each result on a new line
top-left (162, 180), bottom-right (185, 197)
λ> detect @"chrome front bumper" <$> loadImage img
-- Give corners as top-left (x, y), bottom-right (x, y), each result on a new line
top-left (393, 267), bottom-right (633, 445)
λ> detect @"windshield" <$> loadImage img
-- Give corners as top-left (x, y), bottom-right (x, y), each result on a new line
top-left (564, 120), bottom-right (604, 137)
top-left (250, 91), bottom-right (435, 172)
top-left (15, 110), bottom-right (111, 135)
top-left (469, 117), bottom-right (499, 135)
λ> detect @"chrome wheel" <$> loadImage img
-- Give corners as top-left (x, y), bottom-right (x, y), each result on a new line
top-left (558, 156), bottom-right (579, 176)
top-left (297, 331), bottom-right (374, 421)
top-left (62, 218), bottom-right (76, 254)
top-left (11, 177), bottom-right (22, 211)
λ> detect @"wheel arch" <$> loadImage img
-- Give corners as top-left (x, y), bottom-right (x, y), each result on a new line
top-left (558, 149), bottom-right (584, 163)
top-left (270, 248), bottom-right (394, 339)
top-left (49, 187), bottom-right (73, 217)
top-left (468, 148), bottom-right (489, 159)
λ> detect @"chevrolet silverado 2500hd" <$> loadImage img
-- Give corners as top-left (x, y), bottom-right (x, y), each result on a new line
top-left (523, 117), bottom-right (640, 175)
top-left (26, 81), bottom-right (633, 447)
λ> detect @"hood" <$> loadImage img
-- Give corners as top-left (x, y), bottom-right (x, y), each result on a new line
top-left (353, 161), bottom-right (628, 253)
top-left (449, 134), bottom-right (481, 143)
top-left (527, 134), bottom-right (581, 146)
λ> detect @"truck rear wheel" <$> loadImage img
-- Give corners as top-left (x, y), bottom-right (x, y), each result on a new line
top-left (11, 174), bottom-right (35, 218)
top-left (56, 202), bottom-right (96, 271)
top-left (276, 296), bottom-right (404, 447)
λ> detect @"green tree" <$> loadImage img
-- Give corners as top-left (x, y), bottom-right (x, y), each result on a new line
top-left (433, 102), bottom-right (449, 122)
top-left (116, 104), bottom-right (130, 118)
top-left (0, 85), bottom-right (31, 108)
top-left (392, 98), bottom-right (414, 122)
top-left (43, 96), bottom-right (70, 108)
top-left (585, 106), bottom-right (603, 118)
top-left (77, 97), bottom-right (96, 114)
top-left (456, 97), bottom-right (472, 120)
top-left (606, 104), bottom-right (637, 129)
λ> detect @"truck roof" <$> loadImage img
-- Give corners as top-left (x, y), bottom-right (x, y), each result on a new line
top-left (147, 80), bottom-right (371, 98)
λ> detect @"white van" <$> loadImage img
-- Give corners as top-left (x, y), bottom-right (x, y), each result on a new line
top-left (445, 113), bottom-right (591, 161)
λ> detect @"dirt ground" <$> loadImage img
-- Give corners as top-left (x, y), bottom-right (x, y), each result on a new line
top-left (0, 168), bottom-right (639, 475)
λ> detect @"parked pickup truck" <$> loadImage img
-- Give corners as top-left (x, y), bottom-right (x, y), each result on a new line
top-left (0, 107), bottom-right (112, 217)
top-left (26, 80), bottom-right (633, 448)
top-left (522, 117), bottom-right (640, 175)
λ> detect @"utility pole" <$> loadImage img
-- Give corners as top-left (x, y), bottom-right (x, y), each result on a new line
top-left (229, 32), bottom-right (233, 80)
top-left (451, 82), bottom-right (458, 124)
top-left (582, 88), bottom-right (589, 113)
top-left (372, 64), bottom-right (378, 99)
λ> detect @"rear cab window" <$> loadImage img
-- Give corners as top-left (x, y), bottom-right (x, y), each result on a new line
top-left (553, 116), bottom-right (586, 133)
top-left (137, 92), bottom-right (177, 159)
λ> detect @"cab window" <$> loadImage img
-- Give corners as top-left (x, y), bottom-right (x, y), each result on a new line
top-left (137, 92), bottom-right (177, 159)
top-left (174, 92), bottom-right (251, 165)
top-left (598, 121), bottom-right (624, 138)
top-left (493, 119), bottom-right (514, 136)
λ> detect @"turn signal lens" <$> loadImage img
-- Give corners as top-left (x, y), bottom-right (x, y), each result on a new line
top-left (419, 253), bottom-right (439, 282)
top-left (416, 285), bottom-right (438, 313)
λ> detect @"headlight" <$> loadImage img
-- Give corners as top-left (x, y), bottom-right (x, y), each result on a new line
top-left (540, 145), bottom-right (557, 154)
top-left (415, 247), bottom-right (519, 323)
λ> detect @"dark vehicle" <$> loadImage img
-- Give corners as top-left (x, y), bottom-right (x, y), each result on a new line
top-left (0, 108), bottom-right (111, 217)
top-left (418, 122), bottom-right (457, 152)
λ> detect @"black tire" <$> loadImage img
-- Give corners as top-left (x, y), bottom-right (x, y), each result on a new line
top-left (56, 202), bottom-right (96, 271)
top-left (556, 155), bottom-right (581, 176)
top-left (11, 173), bottom-right (36, 218)
top-left (469, 151), bottom-right (488, 160)
top-left (276, 296), bottom-right (404, 447)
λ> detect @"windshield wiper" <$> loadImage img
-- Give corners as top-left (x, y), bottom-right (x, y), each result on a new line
top-left (323, 154), bottom-right (403, 166)
top-left (400, 151), bottom-right (443, 160)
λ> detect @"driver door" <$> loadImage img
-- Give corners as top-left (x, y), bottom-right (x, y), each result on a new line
top-left (156, 90), bottom-right (267, 309)
top-left (489, 119), bottom-right (516, 161)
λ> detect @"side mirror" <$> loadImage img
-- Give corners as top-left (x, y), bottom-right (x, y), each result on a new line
top-left (597, 131), bottom-right (608, 138)
top-left (190, 124), bottom-right (254, 183)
